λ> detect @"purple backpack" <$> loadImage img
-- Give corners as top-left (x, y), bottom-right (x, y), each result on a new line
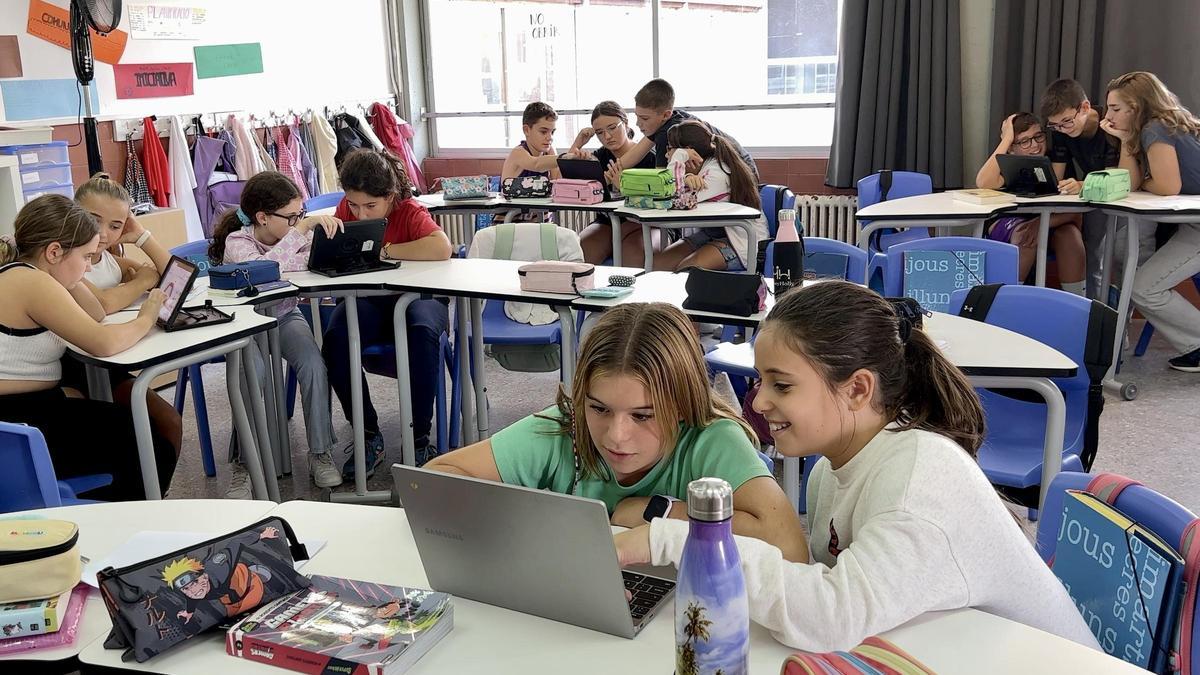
top-left (193, 135), bottom-right (245, 238)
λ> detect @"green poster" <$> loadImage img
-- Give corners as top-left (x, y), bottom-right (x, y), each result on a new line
top-left (193, 43), bottom-right (263, 79)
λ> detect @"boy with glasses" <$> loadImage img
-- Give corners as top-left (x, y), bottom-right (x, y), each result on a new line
top-left (1040, 78), bottom-right (1155, 298)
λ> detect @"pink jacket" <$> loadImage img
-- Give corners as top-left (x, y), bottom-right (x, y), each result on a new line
top-left (223, 225), bottom-right (312, 272)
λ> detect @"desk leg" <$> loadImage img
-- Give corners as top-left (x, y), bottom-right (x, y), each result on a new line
top-left (1103, 216), bottom-right (1141, 400)
top-left (267, 326), bottom-right (292, 476)
top-left (470, 298), bottom-right (489, 439)
top-left (309, 298), bottom-right (323, 349)
top-left (642, 222), bottom-right (654, 271)
top-left (609, 213), bottom-right (624, 267)
top-left (85, 364), bottom-right (112, 402)
top-left (740, 219), bottom-right (758, 274)
top-left (1034, 210), bottom-right (1051, 287)
top-left (502, 209), bottom-right (518, 224)
top-left (129, 371), bottom-right (162, 500)
top-left (556, 307), bottom-right (576, 395)
top-left (241, 347), bottom-right (281, 502)
top-left (347, 297), bottom-right (367, 495)
top-left (456, 298), bottom-right (478, 445)
top-left (971, 376), bottom-right (1065, 510)
top-left (1100, 215), bottom-right (1117, 295)
top-left (255, 333), bottom-right (282, 478)
top-left (226, 348), bottom-right (270, 501)
top-left (391, 293), bottom-right (419, 467)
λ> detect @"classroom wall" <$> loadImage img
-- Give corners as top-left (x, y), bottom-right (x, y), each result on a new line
top-left (0, 0), bottom-right (392, 124)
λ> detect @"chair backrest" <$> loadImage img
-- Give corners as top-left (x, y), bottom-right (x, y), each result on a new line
top-left (1037, 471), bottom-right (1200, 671)
top-left (305, 191), bottom-right (345, 212)
top-left (882, 236), bottom-right (1019, 297)
top-left (764, 237), bottom-right (868, 284)
top-left (0, 421), bottom-right (62, 512)
top-left (170, 239), bottom-right (214, 277)
top-left (856, 171), bottom-right (933, 253)
top-left (759, 184), bottom-right (797, 238)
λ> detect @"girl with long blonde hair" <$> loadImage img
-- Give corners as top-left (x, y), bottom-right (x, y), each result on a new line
top-left (427, 302), bottom-right (806, 560)
top-left (1103, 71), bottom-right (1200, 371)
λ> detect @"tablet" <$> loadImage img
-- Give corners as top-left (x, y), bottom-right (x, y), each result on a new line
top-left (156, 256), bottom-right (198, 326)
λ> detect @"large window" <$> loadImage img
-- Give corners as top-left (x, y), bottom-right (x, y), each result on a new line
top-left (423, 0), bottom-right (841, 152)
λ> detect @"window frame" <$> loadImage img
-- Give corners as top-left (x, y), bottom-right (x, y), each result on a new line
top-left (418, 0), bottom-right (841, 155)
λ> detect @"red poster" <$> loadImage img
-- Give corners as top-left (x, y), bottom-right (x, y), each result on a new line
top-left (113, 63), bottom-right (194, 99)
top-left (27, 0), bottom-right (128, 65)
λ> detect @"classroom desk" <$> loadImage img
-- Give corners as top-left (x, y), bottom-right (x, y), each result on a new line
top-left (0, 499), bottom-right (274, 669)
top-left (615, 201), bottom-right (764, 272)
top-left (573, 272), bottom-right (1077, 510)
top-left (415, 193), bottom-right (504, 250)
top-left (384, 259), bottom-right (644, 466)
top-left (854, 191), bottom-right (997, 254)
top-left (69, 500), bottom-right (1143, 674)
top-left (66, 307), bottom-right (280, 502)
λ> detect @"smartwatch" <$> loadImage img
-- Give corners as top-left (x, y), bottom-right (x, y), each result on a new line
top-left (642, 495), bottom-right (678, 523)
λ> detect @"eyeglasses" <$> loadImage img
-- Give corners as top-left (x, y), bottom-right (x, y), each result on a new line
top-left (1014, 132), bottom-right (1047, 149)
top-left (269, 209), bottom-right (307, 228)
top-left (594, 121), bottom-right (624, 138)
top-left (1046, 109), bottom-right (1080, 132)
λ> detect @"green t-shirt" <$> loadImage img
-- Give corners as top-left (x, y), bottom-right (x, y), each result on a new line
top-left (491, 406), bottom-right (770, 514)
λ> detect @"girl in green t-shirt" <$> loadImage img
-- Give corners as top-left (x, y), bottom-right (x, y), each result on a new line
top-left (426, 302), bottom-right (807, 561)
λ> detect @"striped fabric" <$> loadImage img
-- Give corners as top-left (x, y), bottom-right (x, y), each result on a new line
top-left (124, 138), bottom-right (152, 207)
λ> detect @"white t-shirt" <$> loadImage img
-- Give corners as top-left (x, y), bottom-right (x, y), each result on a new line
top-left (84, 250), bottom-right (123, 289)
top-left (684, 157), bottom-right (769, 267)
top-left (648, 427), bottom-right (1101, 652)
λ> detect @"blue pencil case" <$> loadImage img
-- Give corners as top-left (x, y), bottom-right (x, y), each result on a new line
top-left (208, 260), bottom-right (281, 290)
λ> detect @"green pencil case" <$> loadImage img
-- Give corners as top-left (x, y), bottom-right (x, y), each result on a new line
top-left (1081, 169), bottom-right (1131, 202)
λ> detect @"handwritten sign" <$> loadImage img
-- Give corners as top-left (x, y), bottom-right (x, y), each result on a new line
top-left (193, 43), bottom-right (263, 79)
top-left (26, 0), bottom-right (128, 65)
top-left (128, 4), bottom-right (207, 40)
top-left (114, 63), bottom-right (194, 99)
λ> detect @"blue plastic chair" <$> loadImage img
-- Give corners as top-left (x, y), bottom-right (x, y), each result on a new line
top-left (947, 286), bottom-right (1097, 510)
top-left (763, 237), bottom-right (869, 286)
top-left (1035, 471), bottom-right (1199, 670)
top-left (167, 240), bottom-right (221, 477)
top-left (0, 422), bottom-right (111, 512)
top-left (877, 236), bottom-right (1020, 298)
top-left (304, 191), bottom-right (345, 212)
top-left (1135, 274), bottom-right (1200, 357)
top-left (759, 184), bottom-right (797, 238)
top-left (858, 171), bottom-right (933, 289)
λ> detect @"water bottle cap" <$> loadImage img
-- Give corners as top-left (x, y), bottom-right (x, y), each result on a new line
top-left (687, 477), bottom-right (734, 521)
top-left (778, 208), bottom-right (796, 222)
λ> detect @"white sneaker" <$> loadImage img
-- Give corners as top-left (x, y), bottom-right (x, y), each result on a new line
top-left (225, 463), bottom-right (253, 500)
top-left (310, 453), bottom-right (344, 488)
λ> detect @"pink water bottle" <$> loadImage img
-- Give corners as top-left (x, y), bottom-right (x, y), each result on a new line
top-left (773, 208), bottom-right (804, 296)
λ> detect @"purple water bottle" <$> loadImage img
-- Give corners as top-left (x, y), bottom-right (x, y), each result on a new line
top-left (675, 478), bottom-right (749, 675)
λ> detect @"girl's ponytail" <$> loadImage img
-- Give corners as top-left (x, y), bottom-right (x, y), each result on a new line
top-left (897, 328), bottom-right (985, 455)
top-left (207, 208), bottom-right (243, 264)
top-left (711, 135), bottom-right (761, 211)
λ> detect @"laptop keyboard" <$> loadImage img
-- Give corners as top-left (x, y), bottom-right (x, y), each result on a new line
top-left (622, 571), bottom-right (675, 623)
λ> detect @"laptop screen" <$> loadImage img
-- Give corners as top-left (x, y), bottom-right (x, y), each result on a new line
top-left (157, 257), bottom-right (197, 323)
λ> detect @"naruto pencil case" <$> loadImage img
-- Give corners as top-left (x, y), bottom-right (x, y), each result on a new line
top-left (96, 516), bottom-right (311, 663)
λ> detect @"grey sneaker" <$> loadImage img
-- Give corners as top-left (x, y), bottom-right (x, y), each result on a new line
top-left (225, 463), bottom-right (253, 500)
top-left (342, 431), bottom-right (386, 480)
top-left (310, 452), bottom-right (344, 488)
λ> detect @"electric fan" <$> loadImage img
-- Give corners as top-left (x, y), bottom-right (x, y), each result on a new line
top-left (70, 0), bottom-right (122, 175)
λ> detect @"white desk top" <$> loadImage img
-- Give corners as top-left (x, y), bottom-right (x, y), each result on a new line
top-left (118, 277), bottom-right (299, 312)
top-left (856, 190), bottom-right (1200, 222)
top-left (283, 263), bottom-right (405, 294)
top-left (67, 306), bottom-right (277, 370)
top-left (616, 200), bottom-right (762, 222)
top-left (415, 193), bottom-right (503, 211)
top-left (79, 500), bottom-right (1138, 674)
top-left (496, 197), bottom-right (626, 213)
top-left (0, 500), bottom-right (275, 664)
top-left (573, 272), bottom-right (1077, 377)
top-left (383, 258), bottom-right (644, 304)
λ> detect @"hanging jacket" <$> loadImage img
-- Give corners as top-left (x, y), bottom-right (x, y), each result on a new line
top-left (167, 115), bottom-right (203, 241)
top-left (140, 116), bottom-right (170, 208)
top-left (273, 127), bottom-right (309, 201)
top-left (124, 137), bottom-right (152, 208)
top-left (370, 102), bottom-right (427, 193)
top-left (264, 128), bottom-right (278, 166)
top-left (352, 112), bottom-right (386, 152)
top-left (311, 115), bottom-right (340, 194)
top-left (252, 126), bottom-right (277, 172)
top-left (290, 121), bottom-right (320, 199)
top-left (229, 114), bottom-right (264, 179)
top-left (216, 129), bottom-right (239, 175)
top-left (193, 135), bottom-right (245, 238)
top-left (332, 113), bottom-right (373, 166)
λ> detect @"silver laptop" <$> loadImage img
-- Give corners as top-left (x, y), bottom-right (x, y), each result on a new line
top-left (393, 465), bottom-right (676, 638)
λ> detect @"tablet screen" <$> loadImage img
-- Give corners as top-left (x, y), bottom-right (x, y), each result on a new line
top-left (157, 258), bottom-right (195, 322)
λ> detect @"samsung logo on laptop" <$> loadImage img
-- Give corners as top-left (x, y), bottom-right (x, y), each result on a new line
top-left (425, 527), bottom-right (464, 542)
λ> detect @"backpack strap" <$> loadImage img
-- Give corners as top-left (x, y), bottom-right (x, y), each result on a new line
top-left (538, 222), bottom-right (558, 261)
top-left (1174, 518), bottom-right (1200, 674)
top-left (493, 223), bottom-right (516, 260)
top-left (1085, 472), bottom-right (1142, 505)
top-left (956, 283), bottom-right (1002, 322)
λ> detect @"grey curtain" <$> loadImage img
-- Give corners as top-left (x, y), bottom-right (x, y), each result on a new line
top-left (825, 0), bottom-right (964, 190)
top-left (988, 0), bottom-right (1200, 144)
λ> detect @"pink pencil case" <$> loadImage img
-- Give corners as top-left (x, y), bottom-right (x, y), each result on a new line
top-left (518, 261), bottom-right (596, 294)
top-left (552, 178), bottom-right (604, 205)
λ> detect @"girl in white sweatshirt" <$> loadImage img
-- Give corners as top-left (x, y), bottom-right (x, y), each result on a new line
top-left (615, 281), bottom-right (1100, 652)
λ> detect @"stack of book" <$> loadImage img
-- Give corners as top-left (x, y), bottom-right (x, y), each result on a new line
top-left (0, 584), bottom-right (88, 655)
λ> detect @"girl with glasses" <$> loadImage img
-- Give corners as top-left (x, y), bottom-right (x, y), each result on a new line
top-left (975, 112), bottom-right (1086, 295)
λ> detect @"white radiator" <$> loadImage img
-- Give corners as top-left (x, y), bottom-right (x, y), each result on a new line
top-left (796, 195), bottom-right (859, 244)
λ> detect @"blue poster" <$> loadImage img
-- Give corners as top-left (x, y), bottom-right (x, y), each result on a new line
top-left (901, 250), bottom-right (986, 312)
top-left (1, 78), bottom-right (100, 121)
